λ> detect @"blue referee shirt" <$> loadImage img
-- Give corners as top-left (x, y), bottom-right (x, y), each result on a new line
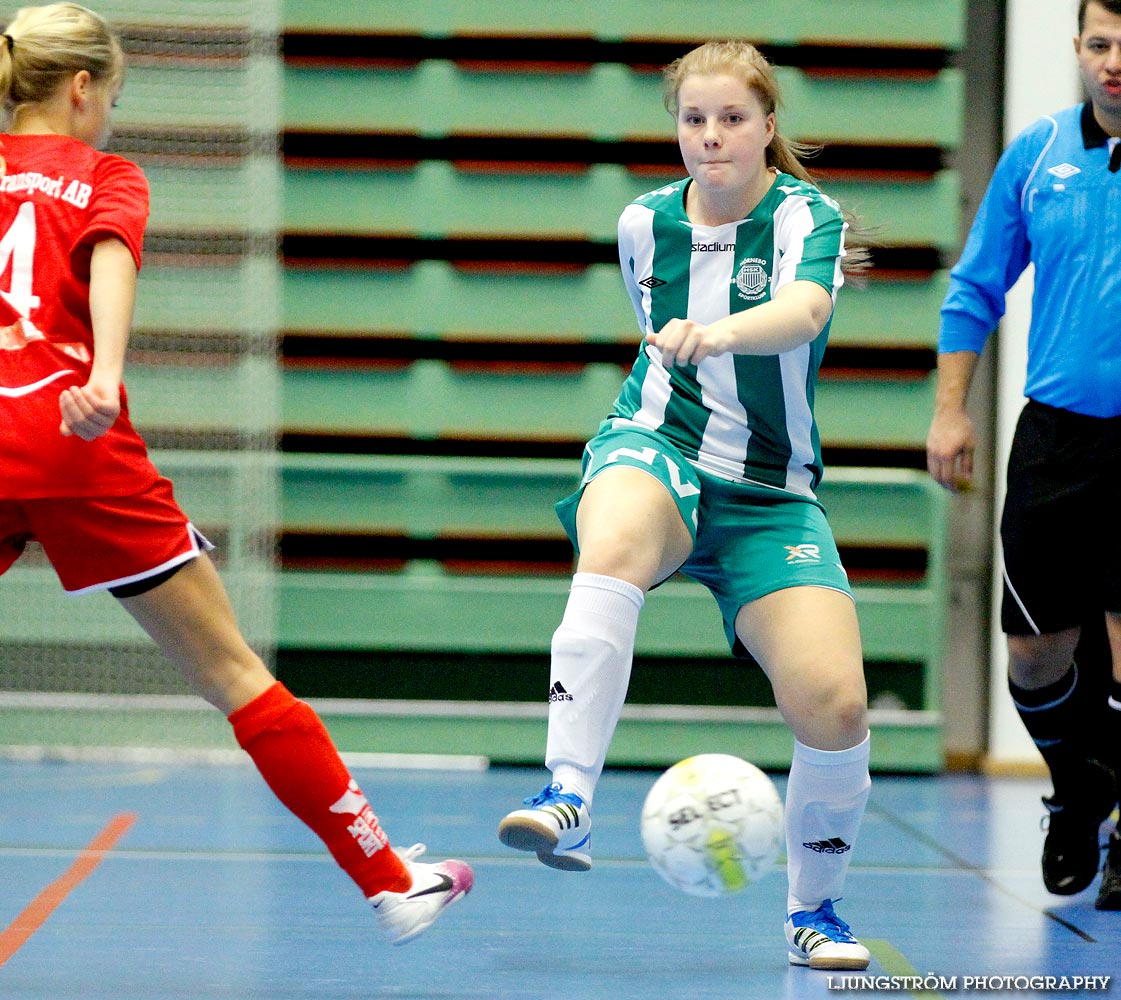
top-left (939, 103), bottom-right (1121, 417)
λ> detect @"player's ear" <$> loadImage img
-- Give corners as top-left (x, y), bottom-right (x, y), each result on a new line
top-left (69, 69), bottom-right (93, 106)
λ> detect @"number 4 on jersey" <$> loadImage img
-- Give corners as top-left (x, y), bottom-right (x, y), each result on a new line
top-left (0, 202), bottom-right (41, 318)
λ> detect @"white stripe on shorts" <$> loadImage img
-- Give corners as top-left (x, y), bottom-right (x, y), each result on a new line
top-left (63, 524), bottom-right (215, 596)
top-left (1002, 565), bottom-right (1042, 635)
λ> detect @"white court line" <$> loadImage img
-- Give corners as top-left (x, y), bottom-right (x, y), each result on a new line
top-left (0, 744), bottom-right (489, 771)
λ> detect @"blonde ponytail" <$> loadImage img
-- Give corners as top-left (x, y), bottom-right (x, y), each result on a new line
top-left (1, 3), bottom-right (122, 113)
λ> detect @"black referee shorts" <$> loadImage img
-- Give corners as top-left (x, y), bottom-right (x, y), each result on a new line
top-left (1000, 400), bottom-right (1121, 636)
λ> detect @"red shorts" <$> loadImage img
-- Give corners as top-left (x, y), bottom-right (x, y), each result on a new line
top-left (0, 475), bottom-right (213, 594)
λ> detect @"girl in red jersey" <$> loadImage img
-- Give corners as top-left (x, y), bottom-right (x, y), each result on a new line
top-left (0, 2), bottom-right (472, 944)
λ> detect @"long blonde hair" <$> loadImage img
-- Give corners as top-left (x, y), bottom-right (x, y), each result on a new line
top-left (663, 40), bottom-right (872, 274)
top-left (0, 3), bottom-right (123, 113)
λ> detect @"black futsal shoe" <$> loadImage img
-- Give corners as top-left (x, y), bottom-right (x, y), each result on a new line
top-left (1041, 761), bottom-right (1116, 896)
top-left (1095, 831), bottom-right (1121, 910)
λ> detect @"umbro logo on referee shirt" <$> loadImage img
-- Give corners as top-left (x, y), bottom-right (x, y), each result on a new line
top-left (1047, 163), bottom-right (1081, 179)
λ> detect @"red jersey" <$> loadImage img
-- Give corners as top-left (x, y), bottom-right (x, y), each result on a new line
top-left (0, 132), bottom-right (157, 498)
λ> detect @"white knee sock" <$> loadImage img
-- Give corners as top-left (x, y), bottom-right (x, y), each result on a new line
top-left (545, 572), bottom-right (644, 807)
top-left (784, 732), bottom-right (871, 913)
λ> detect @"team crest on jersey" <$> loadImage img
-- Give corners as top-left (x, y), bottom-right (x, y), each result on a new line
top-left (734, 258), bottom-right (768, 300)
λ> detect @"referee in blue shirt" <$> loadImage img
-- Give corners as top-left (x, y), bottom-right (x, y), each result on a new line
top-left (927, 0), bottom-right (1121, 910)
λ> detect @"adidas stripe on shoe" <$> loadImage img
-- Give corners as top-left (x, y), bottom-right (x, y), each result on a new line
top-left (498, 782), bottom-right (592, 871)
top-left (786, 899), bottom-right (871, 971)
top-left (369, 844), bottom-right (474, 945)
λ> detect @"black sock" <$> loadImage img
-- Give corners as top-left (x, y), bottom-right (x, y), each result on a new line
top-left (1009, 667), bottom-right (1079, 743)
top-left (1105, 679), bottom-right (1121, 802)
top-left (1010, 667), bottom-right (1094, 803)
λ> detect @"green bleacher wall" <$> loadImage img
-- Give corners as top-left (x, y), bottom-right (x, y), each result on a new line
top-left (0, 1), bottom-right (964, 772)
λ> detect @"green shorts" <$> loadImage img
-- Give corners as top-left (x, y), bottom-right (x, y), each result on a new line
top-left (555, 423), bottom-right (852, 656)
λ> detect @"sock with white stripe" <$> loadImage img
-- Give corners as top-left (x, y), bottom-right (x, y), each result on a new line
top-left (1010, 666), bottom-right (1095, 803)
top-left (785, 733), bottom-right (871, 914)
top-left (545, 572), bottom-right (644, 808)
top-left (1107, 679), bottom-right (1121, 805)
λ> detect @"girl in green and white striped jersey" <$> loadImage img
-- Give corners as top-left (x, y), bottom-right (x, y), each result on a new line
top-left (498, 40), bottom-right (873, 972)
top-left (615, 170), bottom-right (842, 496)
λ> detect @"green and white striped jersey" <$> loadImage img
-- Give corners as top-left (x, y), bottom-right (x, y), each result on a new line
top-left (612, 173), bottom-right (846, 498)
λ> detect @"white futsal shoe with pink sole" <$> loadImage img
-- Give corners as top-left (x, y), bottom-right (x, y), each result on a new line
top-left (369, 844), bottom-right (474, 944)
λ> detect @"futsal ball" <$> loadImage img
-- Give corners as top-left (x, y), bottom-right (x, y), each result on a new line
top-left (640, 753), bottom-right (784, 897)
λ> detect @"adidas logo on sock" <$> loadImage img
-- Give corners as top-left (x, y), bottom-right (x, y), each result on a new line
top-left (549, 681), bottom-right (574, 703)
top-left (802, 837), bottom-right (851, 854)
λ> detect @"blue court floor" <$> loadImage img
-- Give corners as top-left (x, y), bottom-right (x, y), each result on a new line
top-left (0, 760), bottom-right (1118, 999)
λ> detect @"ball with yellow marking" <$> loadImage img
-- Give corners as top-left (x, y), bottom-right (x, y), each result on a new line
top-left (640, 753), bottom-right (784, 897)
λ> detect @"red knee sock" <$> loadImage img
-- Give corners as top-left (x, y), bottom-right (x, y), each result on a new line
top-left (228, 681), bottom-right (411, 897)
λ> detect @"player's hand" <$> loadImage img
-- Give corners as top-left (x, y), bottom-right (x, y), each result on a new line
top-left (59, 377), bottom-right (121, 441)
top-left (646, 318), bottom-right (734, 368)
top-left (926, 408), bottom-right (976, 493)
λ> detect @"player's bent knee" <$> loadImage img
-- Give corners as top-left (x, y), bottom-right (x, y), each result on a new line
top-left (1006, 632), bottom-right (1078, 685)
top-left (830, 695), bottom-right (869, 741)
top-left (782, 684), bottom-right (866, 747)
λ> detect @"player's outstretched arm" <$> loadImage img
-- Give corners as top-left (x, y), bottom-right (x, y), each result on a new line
top-left (59, 237), bottom-right (137, 440)
top-left (645, 279), bottom-right (833, 366)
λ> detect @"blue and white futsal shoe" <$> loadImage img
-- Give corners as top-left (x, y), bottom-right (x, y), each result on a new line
top-left (785, 899), bottom-right (871, 970)
top-left (369, 844), bottom-right (474, 945)
top-left (498, 782), bottom-right (592, 871)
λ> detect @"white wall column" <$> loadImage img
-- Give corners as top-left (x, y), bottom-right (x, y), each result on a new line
top-left (987, 0), bottom-right (1081, 767)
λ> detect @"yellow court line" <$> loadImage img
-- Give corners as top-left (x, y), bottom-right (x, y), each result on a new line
top-left (865, 939), bottom-right (949, 999)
